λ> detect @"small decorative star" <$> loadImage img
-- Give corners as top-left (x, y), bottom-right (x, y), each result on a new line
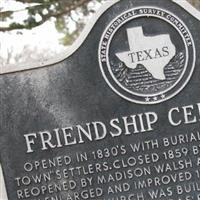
top-left (145, 97), bottom-right (150, 102)
top-left (161, 94), bottom-right (166, 99)
top-left (153, 96), bottom-right (158, 101)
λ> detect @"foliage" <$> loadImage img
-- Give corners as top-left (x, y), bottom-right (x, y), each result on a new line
top-left (0, 0), bottom-right (200, 46)
top-left (0, 0), bottom-right (103, 45)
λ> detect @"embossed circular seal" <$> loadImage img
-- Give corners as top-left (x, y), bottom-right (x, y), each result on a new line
top-left (99, 7), bottom-right (196, 104)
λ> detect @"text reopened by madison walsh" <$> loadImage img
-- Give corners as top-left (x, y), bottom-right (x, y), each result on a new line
top-left (14, 102), bottom-right (200, 200)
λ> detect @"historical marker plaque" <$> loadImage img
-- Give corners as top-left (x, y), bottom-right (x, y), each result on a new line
top-left (1, 0), bottom-right (200, 200)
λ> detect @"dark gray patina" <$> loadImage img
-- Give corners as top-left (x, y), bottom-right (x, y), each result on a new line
top-left (1, 0), bottom-right (200, 199)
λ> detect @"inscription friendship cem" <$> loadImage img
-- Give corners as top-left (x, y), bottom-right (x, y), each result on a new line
top-left (0, 0), bottom-right (200, 200)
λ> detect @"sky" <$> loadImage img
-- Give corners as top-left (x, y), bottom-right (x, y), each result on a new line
top-left (0, 0), bottom-right (102, 67)
top-left (1, 0), bottom-right (65, 66)
top-left (0, 20), bottom-right (65, 60)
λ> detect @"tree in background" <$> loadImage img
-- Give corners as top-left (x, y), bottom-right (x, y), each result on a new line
top-left (0, 0), bottom-right (200, 67)
top-left (1, 0), bottom-right (200, 45)
top-left (0, 0), bottom-right (104, 45)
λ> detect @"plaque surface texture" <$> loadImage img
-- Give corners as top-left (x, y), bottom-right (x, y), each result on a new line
top-left (0, 0), bottom-right (200, 200)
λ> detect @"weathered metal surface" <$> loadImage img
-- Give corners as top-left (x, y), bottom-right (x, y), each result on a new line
top-left (0, 0), bottom-right (200, 199)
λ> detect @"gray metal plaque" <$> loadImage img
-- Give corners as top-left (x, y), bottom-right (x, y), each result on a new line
top-left (1, 0), bottom-right (200, 199)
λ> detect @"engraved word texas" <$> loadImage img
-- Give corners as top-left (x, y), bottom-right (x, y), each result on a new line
top-left (116, 27), bottom-right (176, 80)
